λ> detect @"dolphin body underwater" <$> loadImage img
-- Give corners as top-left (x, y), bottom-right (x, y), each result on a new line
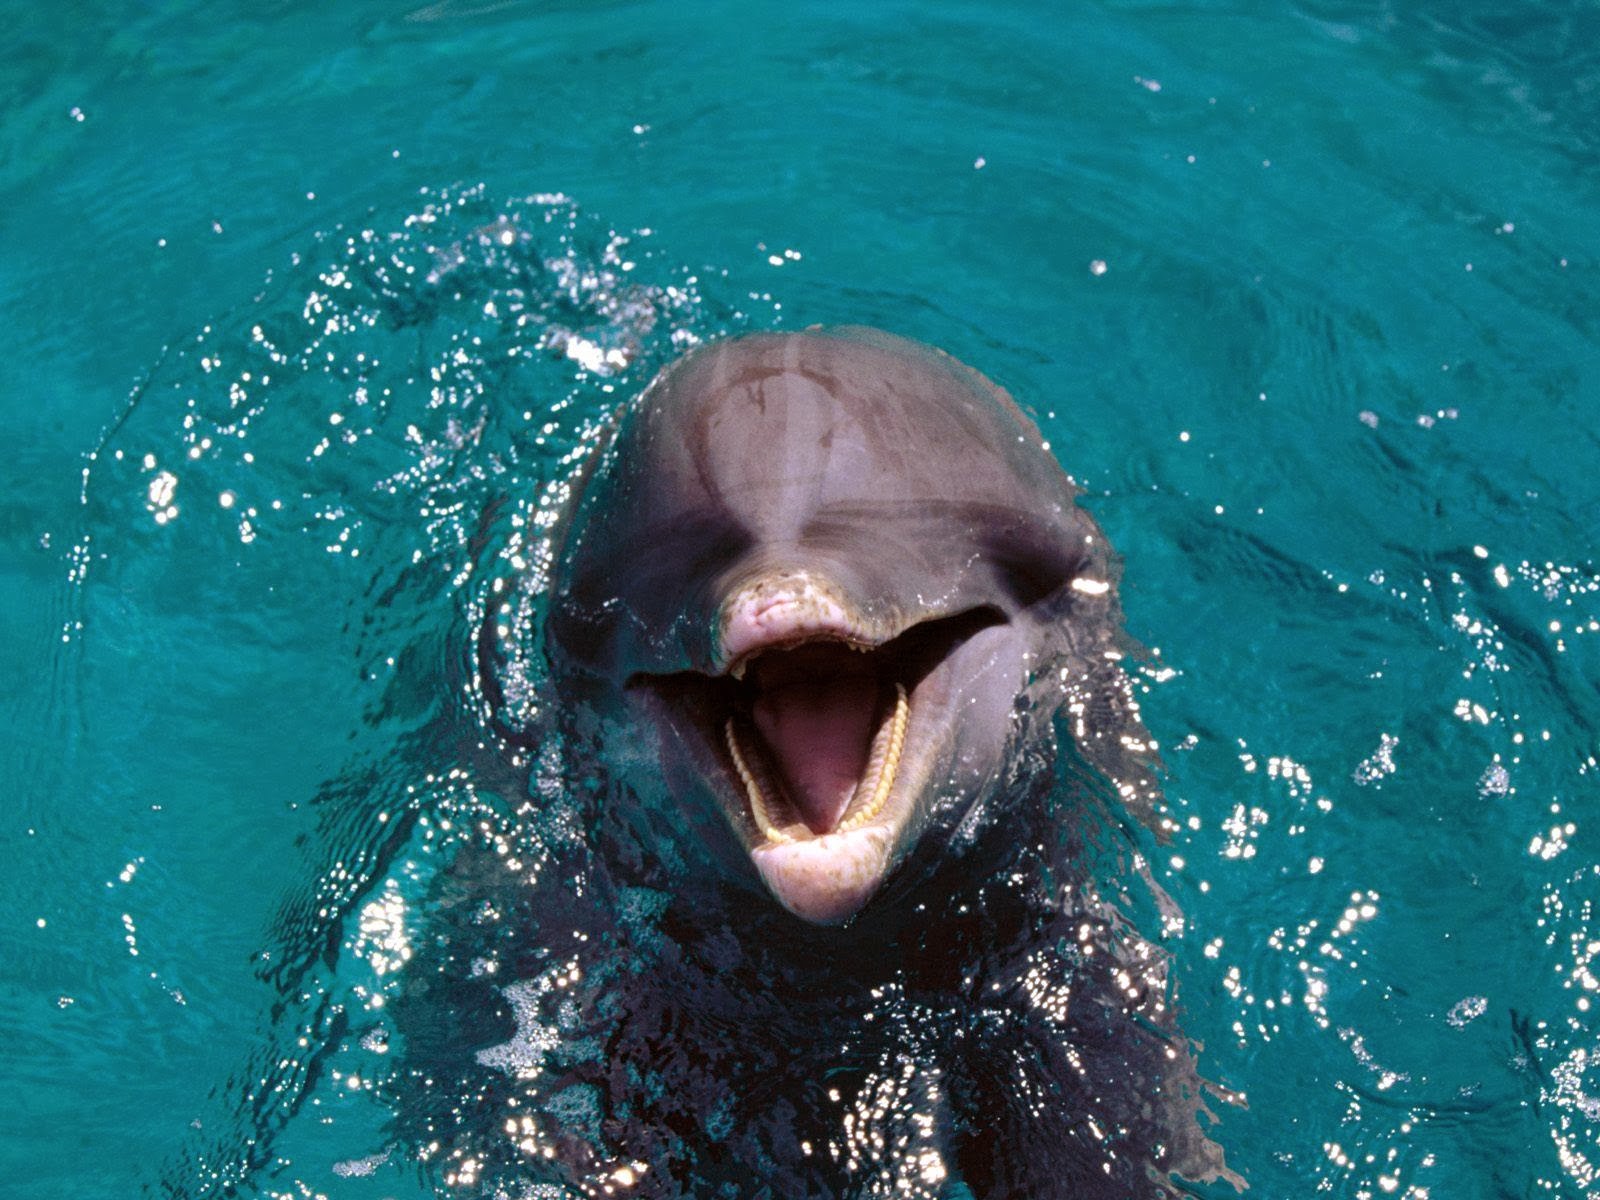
top-left (400, 327), bottom-right (1237, 1197)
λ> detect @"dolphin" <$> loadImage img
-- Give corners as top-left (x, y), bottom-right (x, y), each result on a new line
top-left (546, 325), bottom-right (1159, 923)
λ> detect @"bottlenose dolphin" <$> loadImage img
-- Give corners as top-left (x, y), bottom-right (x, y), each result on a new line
top-left (547, 325), bottom-right (1162, 923)
top-left (410, 326), bottom-right (1239, 1196)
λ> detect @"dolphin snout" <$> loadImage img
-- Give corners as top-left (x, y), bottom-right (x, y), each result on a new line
top-left (718, 573), bottom-right (866, 673)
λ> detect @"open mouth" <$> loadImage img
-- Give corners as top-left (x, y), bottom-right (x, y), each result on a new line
top-left (723, 643), bottom-right (910, 844)
top-left (632, 607), bottom-right (1003, 854)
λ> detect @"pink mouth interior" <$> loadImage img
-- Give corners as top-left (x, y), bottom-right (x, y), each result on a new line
top-left (747, 645), bottom-right (883, 834)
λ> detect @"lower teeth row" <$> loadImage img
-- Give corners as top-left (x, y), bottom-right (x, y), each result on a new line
top-left (724, 717), bottom-right (794, 843)
top-left (722, 683), bottom-right (909, 844)
top-left (837, 683), bottom-right (908, 833)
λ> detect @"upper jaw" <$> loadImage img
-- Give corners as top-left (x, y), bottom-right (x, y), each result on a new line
top-left (717, 572), bottom-right (885, 678)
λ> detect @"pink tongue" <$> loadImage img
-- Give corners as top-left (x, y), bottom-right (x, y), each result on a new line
top-left (751, 678), bottom-right (879, 834)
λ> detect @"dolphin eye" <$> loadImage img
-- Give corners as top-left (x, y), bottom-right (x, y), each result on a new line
top-left (603, 516), bottom-right (752, 596)
top-left (553, 515), bottom-right (754, 676)
top-left (659, 521), bottom-right (755, 594)
top-left (983, 526), bottom-right (1089, 611)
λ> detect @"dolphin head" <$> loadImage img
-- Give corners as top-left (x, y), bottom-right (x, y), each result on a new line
top-left (546, 327), bottom-right (1131, 923)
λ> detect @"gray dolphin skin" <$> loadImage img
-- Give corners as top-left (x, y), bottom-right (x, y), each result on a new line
top-left (547, 326), bottom-right (1155, 923)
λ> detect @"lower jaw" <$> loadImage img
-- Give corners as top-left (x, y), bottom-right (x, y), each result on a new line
top-left (722, 685), bottom-right (911, 922)
top-left (749, 825), bottom-right (896, 924)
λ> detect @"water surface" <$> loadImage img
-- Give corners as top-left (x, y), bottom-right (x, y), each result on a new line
top-left (3, 1), bottom-right (1599, 1196)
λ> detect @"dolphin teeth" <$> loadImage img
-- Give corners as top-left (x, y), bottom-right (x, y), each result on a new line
top-left (836, 682), bottom-right (909, 834)
top-left (724, 718), bottom-right (795, 844)
top-left (724, 681), bottom-right (909, 846)
top-left (724, 636), bottom-right (876, 681)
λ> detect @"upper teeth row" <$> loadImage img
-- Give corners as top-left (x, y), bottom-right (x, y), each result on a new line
top-left (727, 638), bottom-right (875, 681)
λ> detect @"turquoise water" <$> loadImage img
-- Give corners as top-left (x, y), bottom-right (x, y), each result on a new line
top-left (4, 0), bottom-right (1599, 1195)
